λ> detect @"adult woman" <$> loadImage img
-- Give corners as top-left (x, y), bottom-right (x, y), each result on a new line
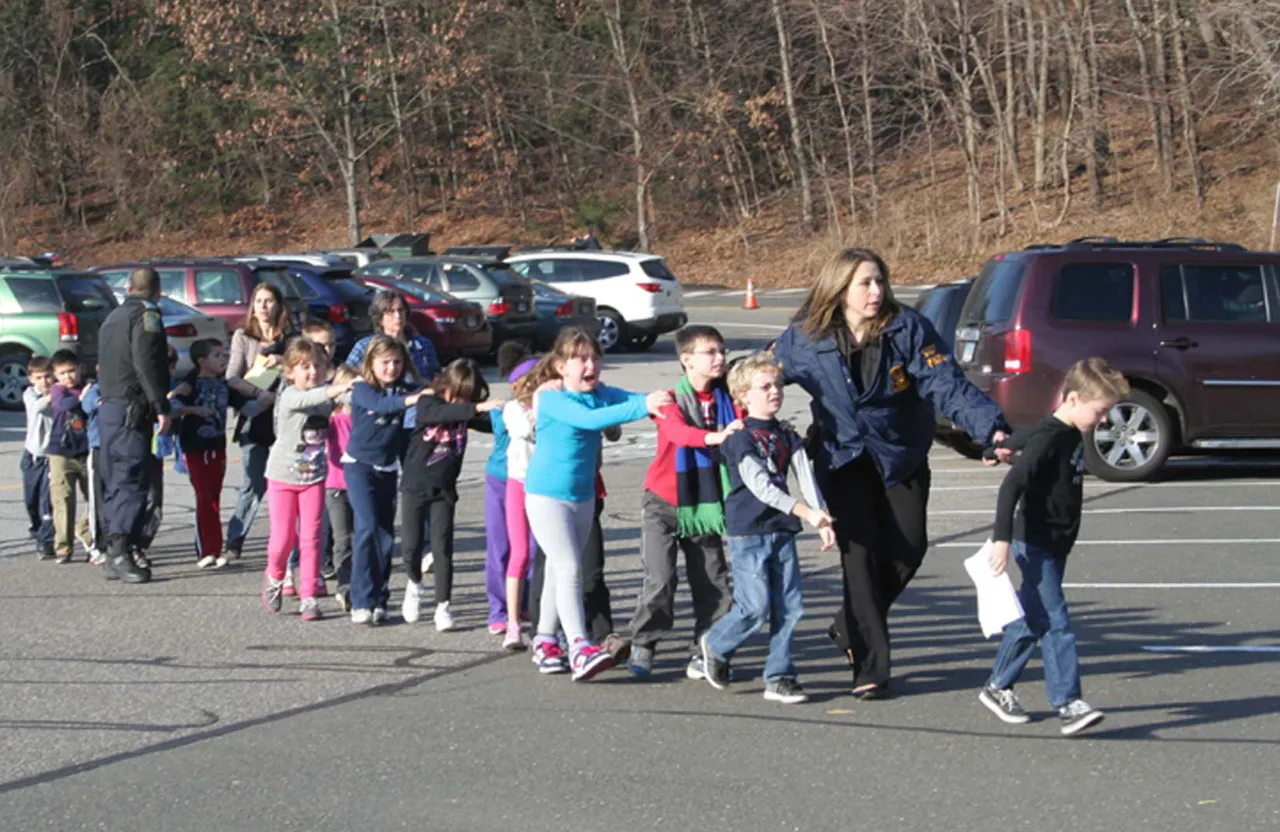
top-left (772, 248), bottom-right (1011, 699)
top-left (223, 282), bottom-right (295, 558)
top-left (345, 289), bottom-right (440, 384)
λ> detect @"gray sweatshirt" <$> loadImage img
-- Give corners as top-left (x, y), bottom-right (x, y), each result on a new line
top-left (265, 385), bottom-right (335, 485)
top-left (23, 386), bottom-right (53, 457)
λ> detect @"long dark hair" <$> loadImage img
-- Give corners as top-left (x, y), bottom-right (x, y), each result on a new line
top-left (430, 358), bottom-right (489, 403)
top-left (243, 282), bottom-right (290, 343)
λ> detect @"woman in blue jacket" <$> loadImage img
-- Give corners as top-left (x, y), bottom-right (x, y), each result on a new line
top-left (773, 248), bottom-right (1011, 699)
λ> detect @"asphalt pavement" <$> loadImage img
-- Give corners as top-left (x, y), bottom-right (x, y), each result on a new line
top-left (0, 290), bottom-right (1276, 830)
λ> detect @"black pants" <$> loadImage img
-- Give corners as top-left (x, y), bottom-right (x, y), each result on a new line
top-left (97, 400), bottom-right (155, 553)
top-left (401, 489), bottom-right (456, 604)
top-left (826, 454), bottom-right (931, 689)
top-left (529, 497), bottom-right (613, 643)
top-left (327, 488), bottom-right (353, 590)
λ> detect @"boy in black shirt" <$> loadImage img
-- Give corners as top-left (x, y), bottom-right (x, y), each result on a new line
top-left (700, 353), bottom-right (835, 705)
top-left (979, 358), bottom-right (1129, 735)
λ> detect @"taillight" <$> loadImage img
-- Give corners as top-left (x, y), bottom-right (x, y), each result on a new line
top-left (57, 313), bottom-right (78, 343)
top-left (554, 300), bottom-right (575, 317)
top-left (1003, 329), bottom-right (1032, 373)
top-left (424, 307), bottom-right (457, 325)
top-left (488, 299), bottom-right (510, 317)
top-left (165, 323), bottom-right (197, 338)
top-left (636, 282), bottom-right (662, 293)
top-left (327, 303), bottom-right (349, 324)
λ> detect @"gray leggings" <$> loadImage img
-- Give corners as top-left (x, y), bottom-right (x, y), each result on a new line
top-left (526, 493), bottom-right (597, 647)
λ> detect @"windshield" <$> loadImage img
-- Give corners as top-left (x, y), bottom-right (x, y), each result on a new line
top-left (961, 259), bottom-right (1025, 324)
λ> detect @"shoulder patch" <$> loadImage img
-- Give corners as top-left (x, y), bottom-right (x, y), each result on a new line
top-left (889, 364), bottom-right (912, 393)
top-left (142, 310), bottom-right (162, 333)
top-left (921, 344), bottom-right (947, 368)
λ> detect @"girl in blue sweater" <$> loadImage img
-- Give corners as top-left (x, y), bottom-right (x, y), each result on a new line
top-left (525, 327), bottom-right (671, 680)
top-left (345, 336), bottom-right (425, 624)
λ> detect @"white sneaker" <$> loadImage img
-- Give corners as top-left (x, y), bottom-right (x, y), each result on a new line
top-left (402, 580), bottom-right (423, 623)
top-left (88, 549), bottom-right (106, 566)
top-left (373, 607), bottom-right (388, 624)
top-left (351, 608), bottom-right (372, 625)
top-left (213, 555), bottom-right (228, 569)
top-left (434, 601), bottom-right (456, 632)
top-left (423, 551), bottom-right (435, 574)
top-left (197, 555), bottom-right (218, 569)
top-left (503, 621), bottom-right (525, 651)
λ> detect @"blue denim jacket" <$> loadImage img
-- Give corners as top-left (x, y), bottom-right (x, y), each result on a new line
top-left (773, 305), bottom-right (1007, 487)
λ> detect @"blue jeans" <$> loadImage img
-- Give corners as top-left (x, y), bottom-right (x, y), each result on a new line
top-left (345, 462), bottom-right (398, 612)
top-left (704, 532), bottom-right (804, 682)
top-left (988, 541), bottom-right (1080, 708)
top-left (20, 451), bottom-right (53, 551)
top-left (225, 442), bottom-right (269, 552)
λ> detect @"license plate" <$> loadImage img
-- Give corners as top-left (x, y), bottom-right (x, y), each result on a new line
top-left (960, 341), bottom-right (976, 363)
top-left (517, 302), bottom-right (528, 313)
top-left (465, 315), bottom-right (477, 328)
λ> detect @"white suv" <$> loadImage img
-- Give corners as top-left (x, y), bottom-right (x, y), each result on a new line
top-left (506, 250), bottom-right (687, 352)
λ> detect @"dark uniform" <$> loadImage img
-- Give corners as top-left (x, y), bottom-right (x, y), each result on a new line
top-left (96, 295), bottom-right (170, 582)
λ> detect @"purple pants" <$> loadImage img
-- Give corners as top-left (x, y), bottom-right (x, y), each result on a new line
top-left (484, 474), bottom-right (510, 626)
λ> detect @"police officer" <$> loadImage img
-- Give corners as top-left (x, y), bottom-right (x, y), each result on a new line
top-left (773, 248), bottom-right (1013, 699)
top-left (96, 267), bottom-right (171, 583)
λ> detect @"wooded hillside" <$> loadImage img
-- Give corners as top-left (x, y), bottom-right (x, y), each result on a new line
top-left (4, 1), bottom-right (1280, 284)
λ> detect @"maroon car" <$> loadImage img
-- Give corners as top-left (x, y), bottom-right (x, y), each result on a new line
top-left (359, 276), bottom-right (493, 360)
top-left (954, 237), bottom-right (1280, 481)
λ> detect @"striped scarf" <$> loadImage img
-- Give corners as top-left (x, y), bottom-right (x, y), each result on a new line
top-left (674, 375), bottom-right (736, 538)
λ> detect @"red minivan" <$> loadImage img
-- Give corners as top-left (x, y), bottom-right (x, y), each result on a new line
top-left (954, 238), bottom-right (1280, 481)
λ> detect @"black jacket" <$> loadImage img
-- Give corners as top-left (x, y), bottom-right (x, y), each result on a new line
top-left (97, 295), bottom-right (170, 416)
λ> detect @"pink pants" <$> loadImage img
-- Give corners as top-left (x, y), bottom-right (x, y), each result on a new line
top-left (505, 477), bottom-right (533, 580)
top-left (266, 479), bottom-right (325, 600)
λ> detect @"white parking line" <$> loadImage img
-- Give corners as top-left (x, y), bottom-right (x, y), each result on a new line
top-left (932, 480), bottom-right (1280, 492)
top-left (1142, 645), bottom-right (1280, 654)
top-left (934, 538), bottom-right (1280, 547)
top-left (932, 506), bottom-right (1280, 516)
top-left (1065, 582), bottom-right (1280, 588)
top-left (709, 322), bottom-right (787, 332)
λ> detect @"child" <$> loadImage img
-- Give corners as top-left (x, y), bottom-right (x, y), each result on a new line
top-left (46, 350), bottom-right (92, 564)
top-left (344, 336), bottom-right (425, 625)
top-left (79, 374), bottom-right (106, 565)
top-left (326, 365), bottom-right (359, 611)
top-left (524, 326), bottom-right (671, 681)
top-left (627, 325), bottom-right (740, 678)
top-left (483, 341), bottom-right (531, 640)
top-left (400, 359), bottom-right (504, 630)
top-left (978, 357), bottom-right (1129, 736)
top-left (21, 356), bottom-right (55, 559)
top-left (501, 351), bottom-right (546, 650)
top-left (700, 353), bottom-right (835, 705)
top-left (171, 339), bottom-right (253, 568)
top-left (285, 321), bottom-right (338, 596)
top-left (261, 338), bottom-right (352, 620)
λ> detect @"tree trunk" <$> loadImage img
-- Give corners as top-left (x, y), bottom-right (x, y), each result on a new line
top-left (602, 0), bottom-right (652, 250)
top-left (770, 0), bottom-right (814, 231)
top-left (1000, 0), bottom-right (1024, 191)
top-left (328, 0), bottom-right (361, 245)
top-left (378, 1), bottom-right (418, 220)
top-left (1168, 0), bottom-right (1203, 212)
top-left (857, 2), bottom-right (880, 226)
top-left (812, 0), bottom-right (858, 228)
top-left (1124, 0), bottom-right (1173, 193)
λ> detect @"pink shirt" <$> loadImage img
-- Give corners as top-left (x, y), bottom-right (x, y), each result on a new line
top-left (326, 410), bottom-right (352, 490)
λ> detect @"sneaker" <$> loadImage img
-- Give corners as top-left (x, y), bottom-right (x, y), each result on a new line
top-left (335, 587), bottom-right (351, 612)
top-left (88, 549), bottom-right (106, 566)
top-left (197, 555), bottom-right (218, 569)
top-left (314, 580), bottom-right (328, 598)
top-left (488, 621), bottom-right (507, 636)
top-left (37, 548), bottom-right (55, 561)
top-left (570, 641), bottom-right (615, 682)
top-left (979, 684), bottom-right (1031, 725)
top-left (1058, 699), bottom-right (1104, 736)
top-left (213, 555), bottom-right (229, 569)
top-left (532, 640), bottom-right (569, 674)
top-left (300, 597), bottom-right (322, 621)
top-left (402, 581), bottom-right (423, 623)
top-left (686, 655), bottom-right (706, 681)
top-left (601, 633), bottom-right (631, 664)
top-left (262, 576), bottom-right (285, 613)
top-left (627, 645), bottom-right (654, 678)
top-left (223, 546), bottom-right (241, 561)
top-left (372, 607), bottom-right (388, 625)
top-left (132, 550), bottom-right (150, 569)
top-left (351, 608), bottom-right (372, 625)
top-left (700, 634), bottom-right (730, 691)
top-left (322, 563), bottom-right (337, 581)
top-left (434, 602), bottom-right (456, 632)
top-left (423, 551), bottom-right (434, 574)
top-left (503, 621), bottom-right (525, 651)
top-left (54, 551), bottom-right (72, 565)
top-left (282, 567), bottom-right (297, 597)
top-left (764, 678), bottom-right (809, 704)
top-left (76, 533), bottom-right (94, 555)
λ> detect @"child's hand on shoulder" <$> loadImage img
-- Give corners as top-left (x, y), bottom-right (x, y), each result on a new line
top-left (706, 419), bottom-right (744, 446)
top-left (168, 382), bottom-right (191, 400)
top-left (405, 390), bottom-right (426, 406)
top-left (478, 398), bottom-right (505, 413)
top-left (987, 540), bottom-right (1010, 575)
top-left (645, 390), bottom-right (673, 417)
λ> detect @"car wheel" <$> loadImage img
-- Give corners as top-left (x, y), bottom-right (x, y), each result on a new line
top-left (596, 309), bottom-right (625, 353)
top-left (625, 333), bottom-right (659, 352)
top-left (0, 348), bottom-right (32, 411)
top-left (1083, 388), bottom-right (1173, 482)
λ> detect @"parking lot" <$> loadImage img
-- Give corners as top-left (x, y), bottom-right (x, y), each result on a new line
top-left (0, 290), bottom-right (1275, 830)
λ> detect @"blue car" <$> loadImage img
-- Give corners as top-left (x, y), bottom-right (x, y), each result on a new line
top-left (282, 264), bottom-right (375, 359)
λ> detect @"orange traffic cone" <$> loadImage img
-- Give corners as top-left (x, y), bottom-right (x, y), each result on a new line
top-left (744, 278), bottom-right (759, 310)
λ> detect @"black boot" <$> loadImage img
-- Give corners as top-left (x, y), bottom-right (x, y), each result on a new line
top-left (105, 538), bottom-right (150, 584)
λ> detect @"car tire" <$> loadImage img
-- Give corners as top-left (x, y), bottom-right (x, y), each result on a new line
top-left (624, 333), bottom-right (659, 352)
top-left (1083, 387), bottom-right (1173, 482)
top-left (0, 347), bottom-right (32, 411)
top-left (596, 309), bottom-right (625, 353)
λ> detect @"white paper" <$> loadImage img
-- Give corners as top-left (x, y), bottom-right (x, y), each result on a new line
top-left (963, 540), bottom-right (1026, 638)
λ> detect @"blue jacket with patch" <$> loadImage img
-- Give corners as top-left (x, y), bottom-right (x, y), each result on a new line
top-left (773, 305), bottom-right (1007, 487)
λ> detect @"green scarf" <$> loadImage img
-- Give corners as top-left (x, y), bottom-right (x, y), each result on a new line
top-left (673, 375), bottom-right (736, 538)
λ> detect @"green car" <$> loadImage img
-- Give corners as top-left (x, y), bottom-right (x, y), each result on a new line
top-left (0, 268), bottom-right (117, 410)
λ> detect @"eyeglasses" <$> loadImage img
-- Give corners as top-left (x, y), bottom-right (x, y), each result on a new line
top-left (383, 308), bottom-right (406, 317)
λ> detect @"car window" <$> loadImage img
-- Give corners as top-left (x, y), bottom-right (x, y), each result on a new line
top-left (508, 262), bottom-right (530, 278)
top-left (640, 260), bottom-right (677, 280)
top-left (0, 277), bottom-right (62, 313)
top-left (255, 268), bottom-right (302, 300)
top-left (157, 296), bottom-right (201, 317)
top-left (97, 268), bottom-right (186, 300)
top-left (56, 275), bottom-right (116, 313)
top-left (1163, 264), bottom-right (1269, 323)
top-left (1052, 263), bottom-right (1134, 322)
top-left (290, 272), bottom-right (321, 300)
top-left (479, 263), bottom-right (529, 287)
top-left (576, 260), bottom-right (631, 281)
top-left (328, 278), bottom-right (371, 303)
top-left (195, 269), bottom-right (246, 305)
top-left (360, 264), bottom-right (398, 277)
top-left (400, 263), bottom-right (435, 283)
top-left (962, 258), bottom-right (1026, 323)
top-left (97, 270), bottom-right (131, 293)
top-left (441, 264), bottom-right (481, 292)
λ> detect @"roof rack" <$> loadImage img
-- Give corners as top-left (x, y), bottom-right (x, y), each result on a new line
top-left (444, 245), bottom-right (511, 260)
top-left (1023, 237), bottom-right (1248, 253)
